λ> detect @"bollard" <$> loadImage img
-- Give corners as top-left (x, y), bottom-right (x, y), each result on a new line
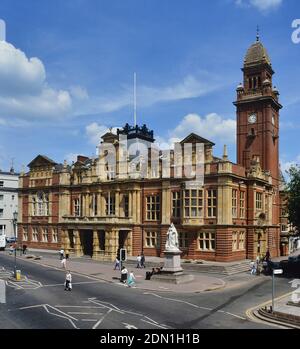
top-left (0, 280), bottom-right (6, 303)
top-left (15, 270), bottom-right (21, 281)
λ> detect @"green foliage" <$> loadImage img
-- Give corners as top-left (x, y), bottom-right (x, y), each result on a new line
top-left (287, 165), bottom-right (300, 233)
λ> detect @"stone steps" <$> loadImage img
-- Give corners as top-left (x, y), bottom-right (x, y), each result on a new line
top-left (181, 261), bottom-right (251, 275)
top-left (125, 259), bottom-right (251, 275)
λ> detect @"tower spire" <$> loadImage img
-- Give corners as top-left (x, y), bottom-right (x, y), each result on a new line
top-left (256, 25), bottom-right (260, 42)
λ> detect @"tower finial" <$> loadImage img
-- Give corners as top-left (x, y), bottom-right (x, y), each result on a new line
top-left (134, 72), bottom-right (137, 127)
top-left (256, 25), bottom-right (260, 42)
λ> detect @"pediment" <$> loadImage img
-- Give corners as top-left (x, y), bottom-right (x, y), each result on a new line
top-left (27, 155), bottom-right (57, 169)
top-left (180, 133), bottom-right (215, 146)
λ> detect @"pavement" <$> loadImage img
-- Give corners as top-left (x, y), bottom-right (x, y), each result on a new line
top-left (1, 250), bottom-right (298, 329)
top-left (14, 249), bottom-right (226, 293)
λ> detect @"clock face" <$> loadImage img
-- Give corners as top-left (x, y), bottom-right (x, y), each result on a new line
top-left (248, 113), bottom-right (257, 124)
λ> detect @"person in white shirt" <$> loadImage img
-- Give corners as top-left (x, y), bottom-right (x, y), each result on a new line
top-left (65, 271), bottom-right (72, 291)
top-left (120, 266), bottom-right (128, 283)
top-left (59, 249), bottom-right (64, 260)
top-left (61, 257), bottom-right (67, 270)
top-left (136, 255), bottom-right (142, 268)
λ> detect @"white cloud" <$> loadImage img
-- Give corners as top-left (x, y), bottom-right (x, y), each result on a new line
top-left (64, 153), bottom-right (79, 164)
top-left (0, 40), bottom-right (72, 121)
top-left (235, 0), bottom-right (282, 12)
top-left (85, 122), bottom-right (119, 146)
top-left (281, 155), bottom-right (300, 174)
top-left (85, 113), bottom-right (236, 151)
top-left (76, 74), bottom-right (220, 115)
top-left (70, 85), bottom-right (89, 100)
top-left (166, 113), bottom-right (236, 146)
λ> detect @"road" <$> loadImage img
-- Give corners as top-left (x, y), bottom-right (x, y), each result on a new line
top-left (0, 253), bottom-right (294, 329)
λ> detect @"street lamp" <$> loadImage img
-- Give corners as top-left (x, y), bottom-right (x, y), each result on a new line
top-left (13, 211), bottom-right (18, 278)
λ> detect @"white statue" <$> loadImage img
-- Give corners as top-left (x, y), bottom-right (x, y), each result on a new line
top-left (165, 223), bottom-right (180, 252)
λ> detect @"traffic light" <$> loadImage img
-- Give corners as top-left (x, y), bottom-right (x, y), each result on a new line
top-left (120, 248), bottom-right (127, 262)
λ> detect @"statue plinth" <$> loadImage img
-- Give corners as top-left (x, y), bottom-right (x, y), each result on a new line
top-left (151, 249), bottom-right (194, 285)
top-left (161, 249), bottom-right (183, 273)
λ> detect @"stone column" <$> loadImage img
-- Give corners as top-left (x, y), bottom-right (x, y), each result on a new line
top-left (85, 193), bottom-right (90, 217)
top-left (136, 189), bottom-right (141, 224)
top-left (162, 182), bottom-right (171, 224)
top-left (115, 190), bottom-right (120, 217)
top-left (101, 194), bottom-right (106, 216)
top-left (92, 230), bottom-right (100, 260)
top-left (124, 230), bottom-right (132, 257)
top-left (128, 191), bottom-right (132, 217)
top-left (132, 191), bottom-right (137, 223)
top-left (60, 228), bottom-right (67, 250)
top-left (97, 192), bottom-right (102, 217)
top-left (73, 230), bottom-right (83, 257)
top-left (105, 229), bottom-right (119, 261)
top-left (63, 229), bottom-right (71, 255)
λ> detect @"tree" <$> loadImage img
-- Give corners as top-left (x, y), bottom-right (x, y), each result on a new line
top-left (286, 165), bottom-right (300, 234)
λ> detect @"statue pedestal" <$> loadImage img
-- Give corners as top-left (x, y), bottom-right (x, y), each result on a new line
top-left (151, 250), bottom-right (194, 284)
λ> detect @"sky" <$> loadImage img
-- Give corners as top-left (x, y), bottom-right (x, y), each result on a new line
top-left (0, 0), bottom-right (300, 173)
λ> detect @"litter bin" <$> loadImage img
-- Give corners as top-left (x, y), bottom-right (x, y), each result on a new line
top-left (15, 270), bottom-right (21, 281)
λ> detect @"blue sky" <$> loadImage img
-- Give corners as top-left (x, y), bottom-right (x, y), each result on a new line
top-left (0, 0), bottom-right (299, 172)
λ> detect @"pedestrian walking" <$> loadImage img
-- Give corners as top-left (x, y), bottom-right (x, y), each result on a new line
top-left (250, 260), bottom-right (256, 275)
top-left (9, 245), bottom-right (14, 255)
top-left (59, 249), bottom-right (64, 260)
top-left (22, 244), bottom-right (27, 255)
top-left (61, 256), bottom-right (67, 270)
top-left (120, 266), bottom-right (128, 284)
top-left (114, 256), bottom-right (120, 270)
top-left (136, 254), bottom-right (142, 268)
top-left (140, 252), bottom-right (146, 268)
top-left (64, 270), bottom-right (72, 291)
top-left (264, 250), bottom-right (271, 262)
top-left (127, 271), bottom-right (136, 288)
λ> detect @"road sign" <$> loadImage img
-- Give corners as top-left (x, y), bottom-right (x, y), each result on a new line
top-left (273, 269), bottom-right (283, 275)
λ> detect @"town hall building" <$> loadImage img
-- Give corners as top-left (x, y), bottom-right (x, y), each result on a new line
top-left (18, 36), bottom-right (285, 262)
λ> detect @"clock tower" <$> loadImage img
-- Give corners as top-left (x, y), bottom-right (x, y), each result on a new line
top-left (234, 35), bottom-right (282, 182)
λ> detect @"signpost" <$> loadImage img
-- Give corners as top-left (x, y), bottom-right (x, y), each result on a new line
top-left (272, 269), bottom-right (283, 312)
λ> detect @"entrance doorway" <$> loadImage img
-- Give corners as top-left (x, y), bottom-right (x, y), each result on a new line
top-left (119, 230), bottom-right (128, 250)
top-left (80, 230), bottom-right (93, 256)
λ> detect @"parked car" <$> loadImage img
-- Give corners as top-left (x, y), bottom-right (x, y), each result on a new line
top-left (288, 254), bottom-right (300, 263)
top-left (262, 260), bottom-right (281, 275)
top-left (6, 237), bottom-right (17, 244)
top-left (279, 255), bottom-right (300, 277)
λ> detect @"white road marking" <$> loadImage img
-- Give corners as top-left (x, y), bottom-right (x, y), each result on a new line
top-left (93, 309), bottom-right (113, 329)
top-left (81, 319), bottom-right (98, 322)
top-left (88, 298), bottom-right (124, 314)
top-left (55, 305), bottom-right (105, 309)
top-left (67, 312), bottom-right (103, 315)
top-left (217, 310), bottom-right (246, 320)
top-left (144, 316), bottom-right (159, 324)
top-left (140, 319), bottom-right (168, 329)
top-left (144, 292), bottom-right (247, 321)
top-left (43, 280), bottom-right (103, 287)
top-left (122, 322), bottom-right (138, 329)
top-left (144, 292), bottom-right (212, 310)
top-left (43, 305), bottom-right (79, 329)
top-left (17, 303), bottom-right (79, 329)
